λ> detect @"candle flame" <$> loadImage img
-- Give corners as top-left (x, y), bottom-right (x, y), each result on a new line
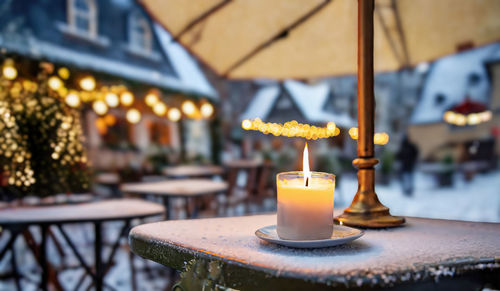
top-left (303, 142), bottom-right (311, 186)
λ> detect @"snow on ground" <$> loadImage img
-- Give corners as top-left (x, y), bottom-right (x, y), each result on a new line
top-left (336, 170), bottom-right (500, 223)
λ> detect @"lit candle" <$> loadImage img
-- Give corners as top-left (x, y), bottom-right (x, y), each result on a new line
top-left (277, 143), bottom-right (335, 240)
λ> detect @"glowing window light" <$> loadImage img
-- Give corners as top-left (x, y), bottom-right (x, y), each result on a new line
top-left (104, 114), bottom-right (116, 126)
top-left (105, 92), bottom-right (119, 108)
top-left (126, 108), bottom-right (141, 124)
top-left (48, 76), bottom-right (63, 91)
top-left (93, 100), bottom-right (108, 115)
top-left (181, 100), bottom-right (196, 116)
top-left (200, 103), bottom-right (214, 118)
top-left (145, 93), bottom-right (159, 106)
top-left (65, 92), bottom-right (81, 108)
top-left (95, 118), bottom-right (108, 135)
top-left (120, 91), bottom-right (134, 106)
top-left (153, 102), bottom-right (167, 116)
top-left (80, 76), bottom-right (96, 91)
top-left (168, 108), bottom-right (181, 122)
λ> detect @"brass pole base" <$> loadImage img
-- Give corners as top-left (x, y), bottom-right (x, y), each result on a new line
top-left (334, 210), bottom-right (405, 229)
top-left (335, 158), bottom-right (405, 228)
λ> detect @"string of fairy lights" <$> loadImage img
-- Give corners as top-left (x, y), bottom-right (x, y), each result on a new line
top-left (2, 58), bottom-right (215, 125)
top-left (241, 118), bottom-right (390, 145)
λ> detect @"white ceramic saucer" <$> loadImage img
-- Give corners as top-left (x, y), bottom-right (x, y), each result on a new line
top-left (255, 225), bottom-right (363, 248)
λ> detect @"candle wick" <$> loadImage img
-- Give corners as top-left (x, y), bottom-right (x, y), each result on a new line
top-left (305, 177), bottom-right (309, 187)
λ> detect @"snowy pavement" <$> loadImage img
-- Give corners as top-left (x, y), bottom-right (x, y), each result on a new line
top-left (336, 170), bottom-right (500, 223)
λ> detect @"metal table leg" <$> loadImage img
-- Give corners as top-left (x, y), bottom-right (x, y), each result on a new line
top-left (163, 197), bottom-right (172, 220)
top-left (0, 230), bottom-right (20, 263)
top-left (10, 243), bottom-right (21, 291)
top-left (40, 225), bottom-right (48, 291)
top-left (94, 222), bottom-right (103, 291)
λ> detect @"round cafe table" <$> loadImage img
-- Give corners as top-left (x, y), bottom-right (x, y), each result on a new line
top-left (162, 165), bottom-right (224, 179)
top-left (0, 198), bottom-right (164, 291)
top-left (121, 179), bottom-right (228, 220)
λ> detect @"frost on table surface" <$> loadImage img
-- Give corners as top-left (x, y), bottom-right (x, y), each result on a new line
top-left (130, 214), bottom-right (500, 288)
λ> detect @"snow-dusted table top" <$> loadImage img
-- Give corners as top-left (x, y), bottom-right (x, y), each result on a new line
top-left (0, 199), bottom-right (164, 225)
top-left (224, 159), bottom-right (262, 169)
top-left (95, 172), bottom-right (120, 185)
top-left (121, 179), bottom-right (228, 197)
top-left (162, 165), bottom-right (224, 178)
top-left (130, 214), bottom-right (500, 289)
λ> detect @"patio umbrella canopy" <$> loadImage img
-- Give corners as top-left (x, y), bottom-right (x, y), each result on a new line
top-left (140, 0), bottom-right (500, 80)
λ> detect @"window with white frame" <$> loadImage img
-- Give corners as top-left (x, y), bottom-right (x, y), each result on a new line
top-left (129, 10), bottom-right (152, 53)
top-left (67, 0), bottom-right (97, 37)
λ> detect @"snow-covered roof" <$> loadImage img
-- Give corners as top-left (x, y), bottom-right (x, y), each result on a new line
top-left (240, 80), bottom-right (355, 127)
top-left (240, 85), bottom-right (280, 120)
top-left (411, 43), bottom-right (500, 124)
top-left (29, 39), bottom-right (216, 98)
top-left (154, 24), bottom-right (218, 99)
top-left (284, 81), bottom-right (354, 127)
top-left (0, 27), bottom-right (217, 99)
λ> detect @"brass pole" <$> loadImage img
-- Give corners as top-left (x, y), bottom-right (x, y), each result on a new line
top-left (335, 0), bottom-right (404, 228)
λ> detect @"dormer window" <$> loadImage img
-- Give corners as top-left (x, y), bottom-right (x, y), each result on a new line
top-left (67, 0), bottom-right (97, 37)
top-left (129, 10), bottom-right (152, 53)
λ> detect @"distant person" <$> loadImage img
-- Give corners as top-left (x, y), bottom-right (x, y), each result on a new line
top-left (396, 136), bottom-right (419, 196)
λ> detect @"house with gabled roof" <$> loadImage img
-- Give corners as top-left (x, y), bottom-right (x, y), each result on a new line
top-left (409, 43), bottom-right (500, 162)
top-left (0, 0), bottom-right (218, 169)
top-left (240, 80), bottom-right (354, 128)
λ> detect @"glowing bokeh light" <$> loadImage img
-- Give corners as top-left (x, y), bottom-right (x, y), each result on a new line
top-left (93, 100), bottom-right (108, 115)
top-left (79, 76), bottom-right (96, 91)
top-left (126, 108), bottom-right (141, 124)
top-left (105, 92), bottom-right (119, 108)
top-left (120, 91), bottom-right (134, 106)
top-left (168, 108), bottom-right (181, 122)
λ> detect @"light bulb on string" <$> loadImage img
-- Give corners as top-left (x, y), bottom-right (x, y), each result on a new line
top-left (145, 93), bottom-right (159, 106)
top-left (126, 108), bottom-right (141, 124)
top-left (93, 100), bottom-right (108, 115)
top-left (168, 108), bottom-right (181, 122)
top-left (181, 100), bottom-right (196, 116)
top-left (48, 76), bottom-right (63, 91)
top-left (120, 91), bottom-right (134, 106)
top-left (200, 102), bottom-right (214, 118)
top-left (58, 67), bottom-right (70, 79)
top-left (2, 59), bottom-right (17, 80)
top-left (105, 92), bottom-right (119, 108)
top-left (153, 102), bottom-right (167, 116)
top-left (79, 76), bottom-right (96, 91)
top-left (65, 92), bottom-right (81, 108)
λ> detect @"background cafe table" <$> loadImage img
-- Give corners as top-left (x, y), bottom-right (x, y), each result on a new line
top-left (121, 179), bottom-right (228, 219)
top-left (130, 214), bottom-right (500, 290)
top-left (0, 198), bottom-right (164, 291)
top-left (162, 165), bottom-right (224, 179)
